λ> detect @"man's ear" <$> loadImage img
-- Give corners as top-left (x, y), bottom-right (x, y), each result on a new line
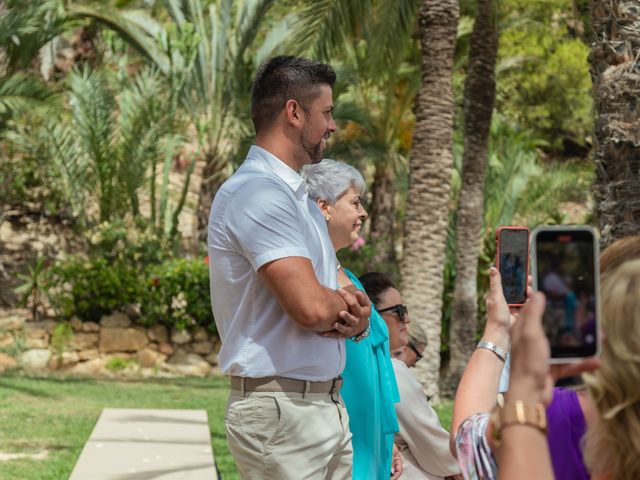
top-left (284, 99), bottom-right (304, 127)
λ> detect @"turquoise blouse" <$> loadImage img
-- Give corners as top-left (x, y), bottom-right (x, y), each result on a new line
top-left (341, 268), bottom-right (400, 479)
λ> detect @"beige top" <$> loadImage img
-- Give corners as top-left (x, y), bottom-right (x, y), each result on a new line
top-left (392, 358), bottom-right (461, 479)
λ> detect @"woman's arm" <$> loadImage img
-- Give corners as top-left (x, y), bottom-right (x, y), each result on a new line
top-left (496, 292), bottom-right (553, 480)
top-left (450, 267), bottom-right (513, 454)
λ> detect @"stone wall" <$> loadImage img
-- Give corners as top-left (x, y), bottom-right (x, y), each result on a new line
top-left (0, 309), bottom-right (221, 378)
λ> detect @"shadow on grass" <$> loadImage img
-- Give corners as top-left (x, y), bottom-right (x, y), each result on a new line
top-left (0, 371), bottom-right (230, 390)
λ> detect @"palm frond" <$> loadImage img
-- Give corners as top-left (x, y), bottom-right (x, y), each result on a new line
top-left (0, 73), bottom-right (60, 121)
top-left (287, 0), bottom-right (373, 60)
top-left (255, 13), bottom-right (298, 67)
top-left (68, 67), bottom-right (118, 220)
top-left (366, 0), bottom-right (419, 72)
top-left (68, 4), bottom-right (171, 74)
top-left (0, 0), bottom-right (71, 72)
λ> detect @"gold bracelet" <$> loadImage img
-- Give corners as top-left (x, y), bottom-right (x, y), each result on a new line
top-left (491, 400), bottom-right (547, 448)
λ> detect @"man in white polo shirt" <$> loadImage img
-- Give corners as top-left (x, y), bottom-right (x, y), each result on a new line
top-left (208, 56), bottom-right (371, 479)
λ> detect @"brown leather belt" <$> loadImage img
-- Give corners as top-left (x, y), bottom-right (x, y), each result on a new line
top-left (230, 375), bottom-right (343, 394)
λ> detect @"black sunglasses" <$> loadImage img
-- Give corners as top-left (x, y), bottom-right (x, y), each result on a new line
top-left (377, 304), bottom-right (408, 323)
top-left (407, 340), bottom-right (424, 361)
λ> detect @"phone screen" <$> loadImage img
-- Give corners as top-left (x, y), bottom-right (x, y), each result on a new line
top-left (534, 228), bottom-right (599, 359)
top-left (498, 229), bottom-right (529, 305)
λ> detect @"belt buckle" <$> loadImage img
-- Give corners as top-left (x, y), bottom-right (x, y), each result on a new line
top-left (330, 376), bottom-right (342, 394)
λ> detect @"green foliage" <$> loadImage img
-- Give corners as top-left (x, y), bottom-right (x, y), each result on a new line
top-left (45, 223), bottom-right (213, 331)
top-left (85, 220), bottom-right (168, 267)
top-left (48, 257), bottom-right (141, 322)
top-left (140, 258), bottom-right (214, 332)
top-left (105, 356), bottom-right (137, 372)
top-left (14, 257), bottom-right (50, 321)
top-left (0, 0), bottom-right (71, 74)
top-left (496, 0), bottom-right (593, 147)
top-left (51, 322), bottom-right (74, 357)
top-left (441, 117), bottom-right (594, 351)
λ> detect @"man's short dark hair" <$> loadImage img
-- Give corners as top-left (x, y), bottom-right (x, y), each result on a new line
top-left (359, 272), bottom-right (397, 307)
top-left (251, 56), bottom-right (336, 134)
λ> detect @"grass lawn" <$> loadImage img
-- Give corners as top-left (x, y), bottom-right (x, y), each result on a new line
top-left (0, 373), bottom-right (238, 480)
top-left (0, 372), bottom-right (453, 480)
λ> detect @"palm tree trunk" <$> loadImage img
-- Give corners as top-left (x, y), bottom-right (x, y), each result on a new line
top-left (368, 161), bottom-right (397, 271)
top-left (401, 0), bottom-right (459, 402)
top-left (442, 0), bottom-right (498, 397)
top-left (589, 0), bottom-right (640, 247)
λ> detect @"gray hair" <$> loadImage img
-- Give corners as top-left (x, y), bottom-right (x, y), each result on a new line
top-left (408, 321), bottom-right (428, 346)
top-left (301, 159), bottom-right (366, 204)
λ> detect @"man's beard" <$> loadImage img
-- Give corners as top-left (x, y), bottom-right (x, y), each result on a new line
top-left (300, 130), bottom-right (324, 164)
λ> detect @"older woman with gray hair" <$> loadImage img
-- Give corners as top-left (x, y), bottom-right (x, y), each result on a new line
top-left (302, 159), bottom-right (402, 479)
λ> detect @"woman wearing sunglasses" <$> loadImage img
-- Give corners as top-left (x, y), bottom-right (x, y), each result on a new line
top-left (302, 160), bottom-right (401, 479)
top-left (360, 272), bottom-right (461, 480)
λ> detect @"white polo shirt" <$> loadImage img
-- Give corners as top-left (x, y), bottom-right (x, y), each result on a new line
top-left (208, 145), bottom-right (345, 381)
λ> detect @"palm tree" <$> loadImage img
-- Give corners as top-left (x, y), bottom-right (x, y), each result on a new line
top-left (589, 0), bottom-right (640, 246)
top-left (7, 67), bottom-right (180, 228)
top-left (443, 0), bottom-right (498, 396)
top-left (0, 0), bottom-right (65, 130)
top-left (400, 0), bottom-right (460, 402)
top-left (68, 0), bottom-right (280, 237)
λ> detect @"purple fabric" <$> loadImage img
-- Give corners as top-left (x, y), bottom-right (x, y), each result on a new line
top-left (547, 387), bottom-right (590, 480)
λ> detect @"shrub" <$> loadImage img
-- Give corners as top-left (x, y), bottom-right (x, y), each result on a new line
top-left (140, 258), bottom-right (215, 333)
top-left (48, 258), bottom-right (142, 322)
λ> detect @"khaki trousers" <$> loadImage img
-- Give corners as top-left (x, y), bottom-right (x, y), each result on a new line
top-left (225, 389), bottom-right (353, 479)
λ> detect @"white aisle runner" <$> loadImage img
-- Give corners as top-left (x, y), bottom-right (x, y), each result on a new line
top-left (70, 408), bottom-right (217, 480)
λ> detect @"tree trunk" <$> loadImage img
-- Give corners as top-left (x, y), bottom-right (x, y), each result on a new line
top-left (197, 152), bottom-right (227, 241)
top-left (589, 0), bottom-right (640, 247)
top-left (442, 0), bottom-right (498, 397)
top-left (401, 0), bottom-right (459, 402)
top-left (368, 161), bottom-right (397, 271)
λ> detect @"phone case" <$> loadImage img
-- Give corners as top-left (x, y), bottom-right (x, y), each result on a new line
top-left (531, 225), bottom-right (601, 363)
top-left (495, 226), bottom-right (530, 307)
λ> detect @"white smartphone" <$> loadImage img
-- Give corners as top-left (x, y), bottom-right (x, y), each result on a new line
top-left (531, 225), bottom-right (600, 363)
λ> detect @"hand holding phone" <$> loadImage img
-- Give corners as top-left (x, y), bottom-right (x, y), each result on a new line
top-left (496, 227), bottom-right (530, 307)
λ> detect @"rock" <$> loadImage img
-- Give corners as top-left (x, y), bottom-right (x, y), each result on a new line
top-left (137, 348), bottom-right (167, 368)
top-left (122, 303), bottom-right (141, 319)
top-left (192, 341), bottom-right (214, 355)
top-left (71, 333), bottom-right (99, 350)
top-left (100, 312), bottom-right (131, 328)
top-left (0, 352), bottom-right (17, 372)
top-left (26, 320), bottom-right (56, 334)
top-left (0, 314), bottom-right (26, 331)
top-left (99, 327), bottom-right (148, 353)
top-left (147, 342), bottom-right (158, 351)
top-left (25, 326), bottom-right (48, 339)
top-left (204, 352), bottom-right (218, 366)
top-left (171, 328), bottom-right (191, 345)
top-left (67, 358), bottom-right (107, 376)
top-left (158, 342), bottom-right (174, 356)
top-left (147, 325), bottom-right (168, 343)
top-left (168, 351), bottom-right (211, 377)
top-left (192, 327), bottom-right (209, 342)
top-left (81, 321), bottom-right (100, 333)
top-left (49, 351), bottom-right (79, 369)
top-left (70, 317), bottom-right (83, 331)
top-left (25, 336), bottom-right (49, 349)
top-left (77, 349), bottom-right (99, 361)
top-left (18, 349), bottom-right (52, 371)
top-left (0, 331), bottom-right (15, 348)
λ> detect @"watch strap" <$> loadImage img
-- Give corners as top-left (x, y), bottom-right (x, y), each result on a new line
top-left (476, 339), bottom-right (508, 362)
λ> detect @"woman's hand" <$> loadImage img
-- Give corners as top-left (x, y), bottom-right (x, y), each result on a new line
top-left (390, 443), bottom-right (403, 479)
top-left (507, 292), bottom-right (553, 406)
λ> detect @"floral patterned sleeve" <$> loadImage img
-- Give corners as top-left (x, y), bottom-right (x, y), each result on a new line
top-left (454, 413), bottom-right (498, 480)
